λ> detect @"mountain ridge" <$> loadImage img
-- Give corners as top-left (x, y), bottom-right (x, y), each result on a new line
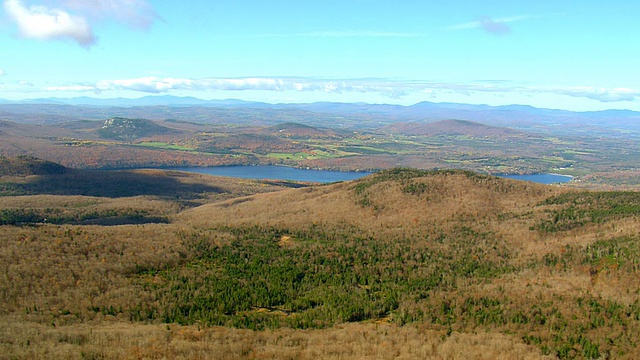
top-left (3, 95), bottom-right (639, 116)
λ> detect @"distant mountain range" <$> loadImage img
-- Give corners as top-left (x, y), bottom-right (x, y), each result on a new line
top-left (1, 96), bottom-right (639, 136)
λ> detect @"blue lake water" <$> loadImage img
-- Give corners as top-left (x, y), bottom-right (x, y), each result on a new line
top-left (498, 173), bottom-right (573, 184)
top-left (171, 165), bottom-right (572, 185)
top-left (172, 165), bottom-right (372, 183)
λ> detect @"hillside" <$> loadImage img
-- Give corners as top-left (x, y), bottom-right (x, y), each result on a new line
top-left (180, 169), bottom-right (640, 357)
top-left (269, 122), bottom-right (343, 139)
top-left (2, 167), bottom-right (640, 358)
top-left (0, 119), bottom-right (99, 139)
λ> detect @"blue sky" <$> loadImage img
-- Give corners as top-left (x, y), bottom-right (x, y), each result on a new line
top-left (1, 0), bottom-right (639, 111)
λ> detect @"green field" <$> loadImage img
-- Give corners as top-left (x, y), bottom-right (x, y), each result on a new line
top-left (135, 141), bottom-right (194, 151)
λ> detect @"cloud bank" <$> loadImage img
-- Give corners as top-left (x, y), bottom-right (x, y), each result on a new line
top-left (49, 77), bottom-right (406, 97)
top-left (557, 87), bottom-right (639, 102)
top-left (2, 0), bottom-right (157, 47)
top-left (44, 76), bottom-right (640, 104)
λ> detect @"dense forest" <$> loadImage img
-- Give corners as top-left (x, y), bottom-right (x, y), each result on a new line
top-left (0, 99), bottom-right (639, 358)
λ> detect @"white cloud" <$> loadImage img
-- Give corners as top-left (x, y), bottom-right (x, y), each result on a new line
top-left (0, 69), bottom-right (6, 76)
top-left (444, 15), bottom-right (537, 34)
top-left (2, 0), bottom-right (157, 47)
top-left (3, 0), bottom-right (95, 46)
top-left (427, 82), bottom-right (640, 103)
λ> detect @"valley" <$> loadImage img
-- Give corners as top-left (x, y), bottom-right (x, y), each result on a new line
top-left (2, 100), bottom-right (640, 189)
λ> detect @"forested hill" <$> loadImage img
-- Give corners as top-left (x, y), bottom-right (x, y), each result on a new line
top-left (385, 119), bottom-right (529, 138)
top-left (174, 168), bottom-right (640, 358)
top-left (0, 156), bottom-right (68, 176)
top-left (182, 168), bottom-right (561, 232)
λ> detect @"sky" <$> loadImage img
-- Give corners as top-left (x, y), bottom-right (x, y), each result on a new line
top-left (0, 0), bottom-right (639, 111)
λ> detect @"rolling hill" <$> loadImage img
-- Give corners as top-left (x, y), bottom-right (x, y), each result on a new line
top-left (269, 122), bottom-right (343, 139)
top-left (0, 155), bottom-right (68, 176)
top-left (182, 168), bottom-right (558, 233)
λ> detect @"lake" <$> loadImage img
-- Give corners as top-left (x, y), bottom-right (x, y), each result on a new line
top-left (171, 165), bottom-right (371, 183)
top-left (498, 173), bottom-right (573, 184)
top-left (171, 165), bottom-right (572, 185)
